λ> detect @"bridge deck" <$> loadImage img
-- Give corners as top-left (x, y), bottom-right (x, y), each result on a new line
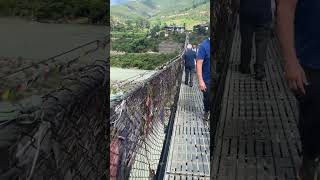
top-left (212, 24), bottom-right (301, 180)
top-left (165, 73), bottom-right (210, 179)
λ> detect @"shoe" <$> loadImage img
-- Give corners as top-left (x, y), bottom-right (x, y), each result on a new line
top-left (203, 111), bottom-right (210, 121)
top-left (255, 72), bottom-right (265, 81)
top-left (190, 84), bottom-right (193, 87)
top-left (298, 157), bottom-right (319, 180)
top-left (255, 69), bottom-right (266, 81)
top-left (254, 65), bottom-right (266, 81)
top-left (239, 65), bottom-right (250, 74)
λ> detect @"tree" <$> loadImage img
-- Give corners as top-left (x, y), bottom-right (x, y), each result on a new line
top-left (0, 0), bottom-right (107, 24)
top-left (125, 19), bottom-right (134, 30)
top-left (150, 24), bottom-right (160, 38)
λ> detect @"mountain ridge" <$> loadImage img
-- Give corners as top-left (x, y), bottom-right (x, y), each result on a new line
top-left (111, 0), bottom-right (209, 27)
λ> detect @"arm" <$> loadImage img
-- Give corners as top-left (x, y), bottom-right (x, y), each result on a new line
top-left (196, 44), bottom-right (207, 91)
top-left (277, 0), bottom-right (297, 65)
top-left (196, 60), bottom-right (207, 91)
top-left (277, 0), bottom-right (308, 94)
top-left (182, 53), bottom-right (186, 66)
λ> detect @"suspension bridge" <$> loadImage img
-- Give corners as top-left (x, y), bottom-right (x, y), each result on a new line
top-left (0, 1), bottom-right (303, 180)
top-left (111, 1), bottom-right (301, 180)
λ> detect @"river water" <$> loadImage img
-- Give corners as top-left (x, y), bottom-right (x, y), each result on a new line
top-left (110, 67), bottom-right (156, 82)
top-left (0, 17), bottom-right (107, 60)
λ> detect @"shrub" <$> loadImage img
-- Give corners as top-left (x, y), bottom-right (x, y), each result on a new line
top-left (110, 53), bottom-right (178, 70)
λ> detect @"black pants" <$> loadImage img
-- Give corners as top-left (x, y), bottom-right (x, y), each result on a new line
top-left (203, 80), bottom-right (211, 112)
top-left (185, 66), bottom-right (194, 86)
top-left (296, 66), bottom-right (320, 159)
top-left (240, 20), bottom-right (271, 72)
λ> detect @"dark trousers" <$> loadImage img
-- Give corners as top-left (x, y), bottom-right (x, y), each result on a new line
top-left (240, 20), bottom-right (271, 72)
top-left (185, 66), bottom-right (194, 85)
top-left (203, 80), bottom-right (211, 112)
top-left (296, 66), bottom-right (320, 159)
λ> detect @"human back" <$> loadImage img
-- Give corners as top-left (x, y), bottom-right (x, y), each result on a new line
top-left (184, 48), bottom-right (196, 68)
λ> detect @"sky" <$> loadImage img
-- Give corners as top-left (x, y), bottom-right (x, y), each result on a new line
top-left (111, 0), bottom-right (136, 5)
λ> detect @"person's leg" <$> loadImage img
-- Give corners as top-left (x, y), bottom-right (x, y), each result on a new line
top-left (189, 68), bottom-right (194, 87)
top-left (185, 67), bottom-right (190, 85)
top-left (202, 81), bottom-right (211, 120)
top-left (240, 19), bottom-right (254, 73)
top-left (296, 67), bottom-right (320, 179)
top-left (254, 23), bottom-right (271, 80)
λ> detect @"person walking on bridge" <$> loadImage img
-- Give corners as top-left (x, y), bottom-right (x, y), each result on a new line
top-left (192, 44), bottom-right (197, 53)
top-left (232, 0), bottom-right (273, 80)
top-left (196, 38), bottom-right (210, 121)
top-left (183, 44), bottom-right (197, 87)
top-left (278, 0), bottom-right (320, 179)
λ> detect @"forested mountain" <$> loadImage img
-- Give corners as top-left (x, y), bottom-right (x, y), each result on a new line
top-left (111, 0), bottom-right (209, 30)
top-left (0, 0), bottom-right (108, 24)
top-left (111, 0), bottom-right (209, 19)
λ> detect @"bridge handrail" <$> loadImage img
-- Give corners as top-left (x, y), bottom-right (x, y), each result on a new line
top-left (109, 34), bottom-right (188, 179)
top-left (0, 37), bottom-right (107, 80)
top-left (110, 36), bottom-right (187, 105)
top-left (0, 38), bottom-right (108, 180)
top-left (111, 53), bottom-right (184, 94)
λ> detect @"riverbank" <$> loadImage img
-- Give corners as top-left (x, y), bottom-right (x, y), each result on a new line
top-left (110, 67), bottom-right (156, 82)
top-left (111, 53), bottom-right (177, 70)
top-left (110, 67), bottom-right (157, 100)
top-left (0, 15), bottom-right (106, 25)
top-left (36, 17), bottom-right (107, 26)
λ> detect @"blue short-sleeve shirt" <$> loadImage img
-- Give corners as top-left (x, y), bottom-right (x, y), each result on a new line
top-left (197, 38), bottom-right (210, 83)
top-left (295, 0), bottom-right (320, 69)
top-left (240, 0), bottom-right (272, 24)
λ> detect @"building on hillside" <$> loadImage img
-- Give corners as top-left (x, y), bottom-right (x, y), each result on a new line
top-left (163, 26), bottom-right (185, 34)
top-left (193, 23), bottom-right (209, 34)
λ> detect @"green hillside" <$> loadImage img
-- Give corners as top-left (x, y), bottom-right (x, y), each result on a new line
top-left (111, 0), bottom-right (209, 30)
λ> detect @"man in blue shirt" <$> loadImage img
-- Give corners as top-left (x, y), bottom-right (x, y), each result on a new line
top-left (196, 38), bottom-right (210, 121)
top-left (278, 0), bottom-right (320, 179)
top-left (183, 44), bottom-right (197, 87)
top-left (233, 0), bottom-right (272, 80)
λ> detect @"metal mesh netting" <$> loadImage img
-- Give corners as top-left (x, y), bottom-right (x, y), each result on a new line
top-left (109, 36), bottom-right (188, 179)
top-left (209, 0), bottom-right (239, 174)
top-left (0, 37), bottom-right (108, 180)
top-left (210, 0), bottom-right (237, 141)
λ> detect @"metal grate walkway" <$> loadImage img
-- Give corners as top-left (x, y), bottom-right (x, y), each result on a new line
top-left (165, 72), bottom-right (210, 179)
top-left (212, 23), bottom-right (301, 180)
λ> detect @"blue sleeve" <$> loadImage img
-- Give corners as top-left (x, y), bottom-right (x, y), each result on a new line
top-left (197, 45), bottom-right (205, 61)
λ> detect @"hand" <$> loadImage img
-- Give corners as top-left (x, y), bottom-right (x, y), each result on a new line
top-left (284, 59), bottom-right (309, 95)
top-left (199, 80), bottom-right (207, 92)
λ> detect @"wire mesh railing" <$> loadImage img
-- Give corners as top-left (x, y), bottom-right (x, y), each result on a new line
top-left (110, 35), bottom-right (188, 180)
top-left (0, 37), bottom-right (108, 180)
top-left (210, 0), bottom-right (238, 166)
